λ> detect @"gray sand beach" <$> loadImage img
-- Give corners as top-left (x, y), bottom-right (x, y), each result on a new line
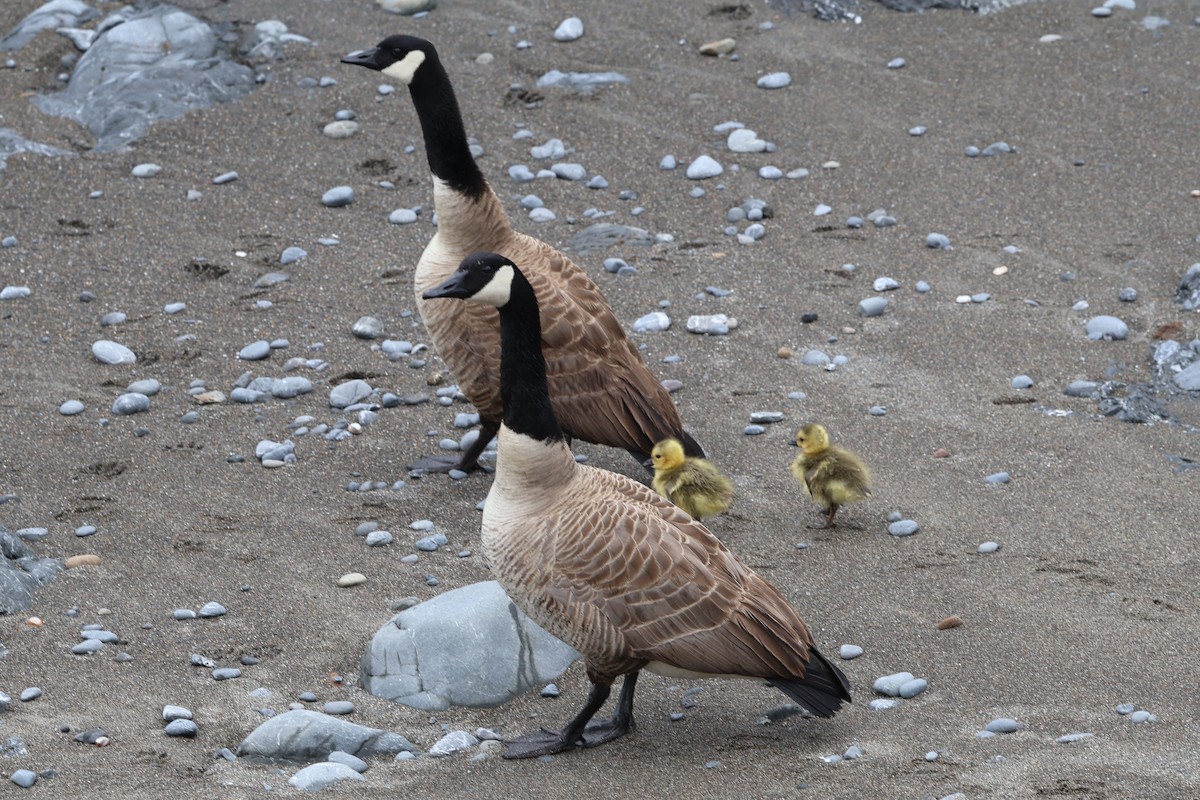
top-left (1, 0), bottom-right (1198, 796)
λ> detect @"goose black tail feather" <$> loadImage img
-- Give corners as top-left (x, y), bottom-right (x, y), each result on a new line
top-left (677, 430), bottom-right (706, 459)
top-left (767, 646), bottom-right (852, 719)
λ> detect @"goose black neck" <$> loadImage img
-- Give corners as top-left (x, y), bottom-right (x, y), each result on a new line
top-left (498, 274), bottom-right (565, 444)
top-left (408, 51), bottom-right (487, 200)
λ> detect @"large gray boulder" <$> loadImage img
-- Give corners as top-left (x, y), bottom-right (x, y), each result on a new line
top-left (0, 0), bottom-right (99, 51)
top-left (1, 529), bottom-right (63, 615)
top-left (235, 710), bottom-right (419, 762)
top-left (0, 129), bottom-right (72, 170)
top-left (30, 4), bottom-right (256, 151)
top-left (1178, 263), bottom-right (1200, 311)
top-left (360, 581), bottom-right (579, 711)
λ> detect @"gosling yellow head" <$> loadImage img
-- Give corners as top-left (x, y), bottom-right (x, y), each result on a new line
top-left (790, 423), bottom-right (870, 529)
top-left (651, 438), bottom-right (687, 471)
top-left (651, 438), bottom-right (733, 520)
top-left (795, 423), bottom-right (830, 456)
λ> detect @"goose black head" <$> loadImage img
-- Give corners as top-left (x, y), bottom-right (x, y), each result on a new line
top-left (422, 252), bottom-right (517, 308)
top-left (341, 34), bottom-right (436, 85)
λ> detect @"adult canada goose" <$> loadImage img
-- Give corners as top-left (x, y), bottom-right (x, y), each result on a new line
top-left (790, 423), bottom-right (872, 529)
top-left (650, 437), bottom-right (734, 520)
top-left (424, 252), bottom-right (851, 759)
top-left (342, 35), bottom-right (701, 472)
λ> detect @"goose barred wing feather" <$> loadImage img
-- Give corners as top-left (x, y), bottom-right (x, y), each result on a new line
top-left (428, 300), bottom-right (505, 424)
top-left (542, 470), bottom-right (843, 710)
top-left (520, 246), bottom-right (685, 454)
top-left (420, 234), bottom-right (687, 456)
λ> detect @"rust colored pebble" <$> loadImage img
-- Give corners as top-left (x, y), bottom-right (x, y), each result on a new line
top-left (66, 554), bottom-right (102, 568)
top-left (1152, 321), bottom-right (1184, 341)
top-left (777, 346), bottom-right (794, 359)
top-left (937, 615), bottom-right (963, 630)
top-left (933, 448), bottom-right (952, 458)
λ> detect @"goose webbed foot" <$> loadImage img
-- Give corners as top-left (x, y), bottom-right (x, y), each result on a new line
top-left (408, 425), bottom-right (498, 474)
top-left (502, 714), bottom-right (636, 759)
top-left (579, 711), bottom-right (636, 746)
top-left (406, 453), bottom-right (493, 474)
top-left (503, 673), bottom-right (639, 759)
top-left (501, 726), bottom-right (584, 759)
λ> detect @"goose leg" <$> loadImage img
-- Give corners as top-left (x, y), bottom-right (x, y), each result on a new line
top-left (503, 681), bottom-right (612, 759)
top-left (503, 673), bottom-right (639, 759)
top-left (408, 421), bottom-right (499, 473)
top-left (580, 671), bottom-right (638, 746)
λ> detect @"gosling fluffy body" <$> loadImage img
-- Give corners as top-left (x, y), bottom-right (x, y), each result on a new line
top-left (791, 423), bottom-right (871, 528)
top-left (424, 253), bottom-right (850, 759)
top-left (650, 438), bottom-right (734, 520)
top-left (342, 35), bottom-right (700, 471)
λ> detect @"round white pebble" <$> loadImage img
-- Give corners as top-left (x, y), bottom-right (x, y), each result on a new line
top-left (858, 297), bottom-right (888, 317)
top-left (686, 155), bottom-right (724, 180)
top-left (756, 72), bottom-right (792, 89)
top-left (1085, 315), bottom-right (1128, 340)
top-left (92, 340), bottom-right (136, 365)
top-left (59, 400), bottom-right (85, 415)
top-left (553, 16), bottom-right (584, 42)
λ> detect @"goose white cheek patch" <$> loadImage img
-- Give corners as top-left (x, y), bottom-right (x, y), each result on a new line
top-left (382, 49), bottom-right (426, 84)
top-left (472, 265), bottom-right (515, 308)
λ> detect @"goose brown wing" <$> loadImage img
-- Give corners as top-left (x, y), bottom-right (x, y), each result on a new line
top-left (544, 472), bottom-right (821, 683)
top-left (423, 234), bottom-right (686, 454)
top-left (421, 298), bottom-right (505, 424)
top-left (521, 245), bottom-right (685, 454)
